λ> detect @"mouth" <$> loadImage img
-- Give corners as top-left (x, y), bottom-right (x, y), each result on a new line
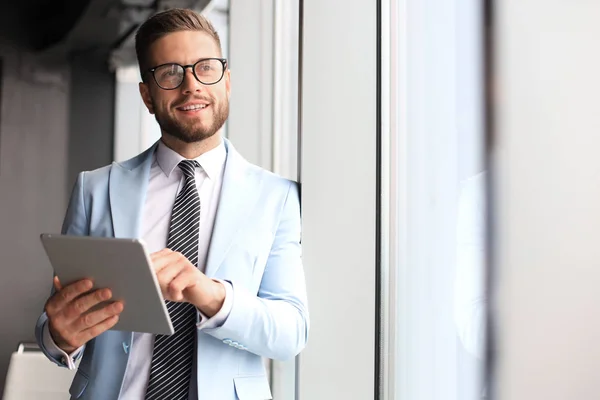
top-left (175, 102), bottom-right (210, 115)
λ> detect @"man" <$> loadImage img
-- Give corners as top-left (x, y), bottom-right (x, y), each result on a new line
top-left (34, 8), bottom-right (309, 400)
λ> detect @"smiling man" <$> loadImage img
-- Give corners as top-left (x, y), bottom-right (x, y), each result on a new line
top-left (34, 8), bottom-right (309, 400)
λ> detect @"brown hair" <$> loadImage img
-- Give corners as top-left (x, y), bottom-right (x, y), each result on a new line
top-left (135, 8), bottom-right (222, 78)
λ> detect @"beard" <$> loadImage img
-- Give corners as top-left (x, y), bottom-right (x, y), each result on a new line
top-left (153, 96), bottom-right (229, 143)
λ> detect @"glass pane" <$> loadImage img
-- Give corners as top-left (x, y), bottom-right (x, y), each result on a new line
top-left (390, 0), bottom-right (487, 399)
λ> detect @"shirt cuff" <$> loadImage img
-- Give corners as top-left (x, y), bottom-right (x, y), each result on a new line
top-left (196, 279), bottom-right (233, 330)
top-left (42, 322), bottom-right (84, 370)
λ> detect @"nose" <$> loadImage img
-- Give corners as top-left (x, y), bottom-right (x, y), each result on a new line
top-left (180, 67), bottom-right (204, 94)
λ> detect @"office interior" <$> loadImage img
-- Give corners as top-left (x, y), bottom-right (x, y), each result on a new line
top-left (1, 0), bottom-right (599, 399)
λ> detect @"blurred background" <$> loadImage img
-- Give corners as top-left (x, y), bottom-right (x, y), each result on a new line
top-left (1, 0), bottom-right (600, 399)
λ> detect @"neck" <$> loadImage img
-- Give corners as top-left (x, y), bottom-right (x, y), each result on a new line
top-left (160, 132), bottom-right (222, 159)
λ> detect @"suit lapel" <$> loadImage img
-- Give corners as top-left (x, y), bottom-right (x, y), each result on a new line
top-left (109, 143), bottom-right (157, 239)
top-left (108, 139), bottom-right (262, 275)
top-left (205, 140), bottom-right (263, 278)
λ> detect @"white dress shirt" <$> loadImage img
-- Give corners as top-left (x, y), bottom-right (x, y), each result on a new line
top-left (42, 138), bottom-right (233, 399)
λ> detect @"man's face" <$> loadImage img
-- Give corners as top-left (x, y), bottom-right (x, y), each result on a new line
top-left (139, 30), bottom-right (230, 143)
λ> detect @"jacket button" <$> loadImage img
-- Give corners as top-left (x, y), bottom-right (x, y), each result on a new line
top-left (122, 342), bottom-right (129, 354)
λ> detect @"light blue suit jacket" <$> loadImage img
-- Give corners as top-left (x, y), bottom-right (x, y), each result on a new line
top-left (35, 139), bottom-right (309, 400)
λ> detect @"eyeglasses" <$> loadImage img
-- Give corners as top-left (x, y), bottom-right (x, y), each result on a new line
top-left (147, 58), bottom-right (228, 90)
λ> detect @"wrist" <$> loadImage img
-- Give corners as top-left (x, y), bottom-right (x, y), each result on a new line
top-left (59, 343), bottom-right (77, 354)
top-left (193, 280), bottom-right (226, 317)
top-left (49, 326), bottom-right (76, 354)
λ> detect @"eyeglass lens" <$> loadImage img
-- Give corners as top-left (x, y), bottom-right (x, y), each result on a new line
top-left (154, 59), bottom-right (224, 89)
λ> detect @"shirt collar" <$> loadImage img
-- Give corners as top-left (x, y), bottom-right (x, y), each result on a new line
top-left (156, 138), bottom-right (226, 180)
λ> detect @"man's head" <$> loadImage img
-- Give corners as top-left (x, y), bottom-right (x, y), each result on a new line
top-left (136, 9), bottom-right (230, 145)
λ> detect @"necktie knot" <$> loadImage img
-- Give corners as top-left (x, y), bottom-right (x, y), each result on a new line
top-left (178, 160), bottom-right (199, 179)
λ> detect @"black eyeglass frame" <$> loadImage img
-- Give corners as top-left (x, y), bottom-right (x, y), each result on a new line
top-left (146, 57), bottom-right (228, 90)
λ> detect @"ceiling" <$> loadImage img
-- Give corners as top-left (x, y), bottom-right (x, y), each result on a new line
top-left (0, 0), bottom-right (212, 67)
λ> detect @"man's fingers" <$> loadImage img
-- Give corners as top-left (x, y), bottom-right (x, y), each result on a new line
top-left (168, 269), bottom-right (197, 302)
top-left (71, 301), bottom-right (124, 332)
top-left (156, 267), bottom-right (180, 298)
top-left (153, 250), bottom-right (186, 273)
top-left (151, 251), bottom-right (197, 301)
top-left (53, 276), bottom-right (63, 291)
top-left (49, 299), bottom-right (123, 351)
top-left (151, 248), bottom-right (172, 256)
top-left (47, 279), bottom-right (93, 314)
top-left (150, 248), bottom-right (173, 264)
top-left (63, 288), bottom-right (113, 321)
top-left (79, 315), bottom-right (120, 344)
top-left (156, 258), bottom-right (186, 283)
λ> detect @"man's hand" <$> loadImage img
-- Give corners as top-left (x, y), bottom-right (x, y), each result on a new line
top-left (151, 249), bottom-right (225, 317)
top-left (45, 277), bottom-right (124, 353)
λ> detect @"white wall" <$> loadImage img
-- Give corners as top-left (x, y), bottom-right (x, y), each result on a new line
top-left (494, 1), bottom-right (600, 399)
top-left (227, 0), bottom-right (274, 169)
top-left (298, 0), bottom-right (377, 398)
top-left (113, 67), bottom-right (160, 163)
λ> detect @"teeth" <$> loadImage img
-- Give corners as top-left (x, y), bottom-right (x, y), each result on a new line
top-left (181, 104), bottom-right (207, 111)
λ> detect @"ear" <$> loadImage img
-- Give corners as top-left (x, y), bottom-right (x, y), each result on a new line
top-left (139, 82), bottom-right (155, 114)
top-left (224, 69), bottom-right (231, 98)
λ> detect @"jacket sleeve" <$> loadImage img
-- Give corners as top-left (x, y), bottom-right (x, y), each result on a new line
top-left (202, 182), bottom-right (309, 360)
top-left (35, 172), bottom-right (89, 367)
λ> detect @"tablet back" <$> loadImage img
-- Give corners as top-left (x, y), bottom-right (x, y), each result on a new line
top-left (40, 234), bottom-right (174, 335)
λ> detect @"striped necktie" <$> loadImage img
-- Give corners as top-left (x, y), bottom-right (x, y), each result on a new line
top-left (145, 159), bottom-right (201, 400)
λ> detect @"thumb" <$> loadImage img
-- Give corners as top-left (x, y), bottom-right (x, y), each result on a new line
top-left (53, 276), bottom-right (63, 291)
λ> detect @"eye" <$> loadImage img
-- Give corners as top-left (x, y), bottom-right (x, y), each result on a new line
top-left (156, 64), bottom-right (182, 79)
top-left (197, 63), bottom-right (213, 73)
top-left (161, 67), bottom-right (180, 77)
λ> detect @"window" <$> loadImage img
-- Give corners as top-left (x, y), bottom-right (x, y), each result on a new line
top-left (383, 0), bottom-right (487, 399)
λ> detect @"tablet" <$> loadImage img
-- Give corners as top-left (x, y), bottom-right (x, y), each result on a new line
top-left (40, 234), bottom-right (174, 335)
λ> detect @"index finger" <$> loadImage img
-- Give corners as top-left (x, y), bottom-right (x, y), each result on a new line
top-left (150, 248), bottom-right (173, 262)
top-left (50, 278), bottom-right (94, 308)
